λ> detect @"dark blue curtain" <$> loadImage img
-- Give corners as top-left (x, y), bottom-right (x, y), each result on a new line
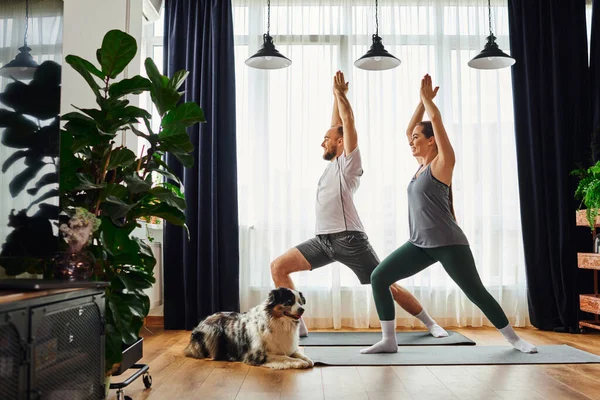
top-left (507, 0), bottom-right (591, 332)
top-left (163, 0), bottom-right (239, 330)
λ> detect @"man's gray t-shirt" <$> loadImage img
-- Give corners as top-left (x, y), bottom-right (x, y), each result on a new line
top-left (315, 147), bottom-right (365, 234)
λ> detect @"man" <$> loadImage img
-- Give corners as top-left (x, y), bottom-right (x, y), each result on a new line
top-left (271, 71), bottom-right (447, 338)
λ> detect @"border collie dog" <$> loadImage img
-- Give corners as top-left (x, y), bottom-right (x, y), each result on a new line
top-left (184, 287), bottom-right (314, 369)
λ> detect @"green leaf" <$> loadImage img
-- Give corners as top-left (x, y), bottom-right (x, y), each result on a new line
top-left (107, 148), bottom-right (137, 170)
top-left (172, 153), bottom-right (194, 168)
top-left (148, 166), bottom-right (180, 185)
top-left (159, 123), bottom-right (187, 138)
top-left (160, 134), bottom-right (194, 154)
top-left (62, 111), bottom-right (96, 124)
top-left (107, 291), bottom-right (145, 344)
top-left (153, 87), bottom-right (181, 117)
top-left (102, 196), bottom-right (137, 223)
top-left (162, 182), bottom-right (184, 198)
top-left (101, 183), bottom-right (130, 201)
top-left (134, 203), bottom-right (186, 226)
top-left (168, 70), bottom-right (189, 90)
top-left (99, 217), bottom-right (137, 255)
top-left (108, 76), bottom-right (152, 98)
top-left (124, 174), bottom-right (152, 194)
top-left (115, 266), bottom-right (155, 291)
top-left (145, 58), bottom-right (181, 116)
top-left (98, 30), bottom-right (137, 79)
top-left (144, 57), bottom-right (164, 88)
top-left (112, 106), bottom-right (152, 121)
top-left (162, 102), bottom-right (206, 128)
top-left (149, 187), bottom-right (187, 210)
top-left (75, 173), bottom-right (106, 190)
top-left (65, 55), bottom-right (102, 99)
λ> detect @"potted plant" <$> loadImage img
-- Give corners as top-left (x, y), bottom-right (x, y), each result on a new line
top-left (572, 145), bottom-right (600, 230)
top-left (57, 29), bottom-right (204, 375)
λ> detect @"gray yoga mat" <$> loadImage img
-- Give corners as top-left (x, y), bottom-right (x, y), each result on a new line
top-left (298, 331), bottom-right (475, 346)
top-left (303, 345), bottom-right (600, 366)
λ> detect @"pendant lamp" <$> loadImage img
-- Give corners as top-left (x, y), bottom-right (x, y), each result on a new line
top-left (245, 0), bottom-right (291, 70)
top-left (354, 0), bottom-right (401, 71)
top-left (468, 0), bottom-right (515, 70)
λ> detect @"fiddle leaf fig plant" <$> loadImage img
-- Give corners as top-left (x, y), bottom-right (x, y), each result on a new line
top-left (58, 29), bottom-right (204, 373)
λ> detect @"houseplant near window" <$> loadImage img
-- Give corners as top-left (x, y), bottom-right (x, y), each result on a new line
top-left (59, 29), bottom-right (204, 373)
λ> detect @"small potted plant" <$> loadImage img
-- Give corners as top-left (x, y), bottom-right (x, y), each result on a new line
top-left (572, 154), bottom-right (600, 230)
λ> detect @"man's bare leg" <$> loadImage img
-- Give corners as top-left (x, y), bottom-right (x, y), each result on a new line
top-left (389, 283), bottom-right (448, 337)
top-left (271, 248), bottom-right (312, 336)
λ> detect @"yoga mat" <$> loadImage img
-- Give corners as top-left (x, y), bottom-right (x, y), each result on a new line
top-left (299, 331), bottom-right (475, 346)
top-left (303, 345), bottom-right (600, 366)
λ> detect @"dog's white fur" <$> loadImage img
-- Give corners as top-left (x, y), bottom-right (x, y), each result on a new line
top-left (184, 288), bottom-right (314, 370)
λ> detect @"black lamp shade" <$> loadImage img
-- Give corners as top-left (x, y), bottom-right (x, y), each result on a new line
top-left (468, 34), bottom-right (515, 70)
top-left (245, 34), bottom-right (291, 70)
top-left (0, 46), bottom-right (39, 80)
top-left (354, 34), bottom-right (401, 71)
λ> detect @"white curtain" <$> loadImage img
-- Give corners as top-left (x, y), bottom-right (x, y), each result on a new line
top-left (0, 0), bottom-right (63, 276)
top-left (234, 0), bottom-right (530, 329)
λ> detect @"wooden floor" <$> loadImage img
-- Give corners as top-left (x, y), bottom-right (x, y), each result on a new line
top-left (108, 326), bottom-right (600, 400)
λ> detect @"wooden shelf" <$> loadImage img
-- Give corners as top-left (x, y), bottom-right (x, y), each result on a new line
top-left (576, 211), bottom-right (600, 334)
top-left (580, 294), bottom-right (600, 314)
top-left (577, 253), bottom-right (600, 270)
top-left (576, 209), bottom-right (600, 227)
top-left (579, 320), bottom-right (600, 332)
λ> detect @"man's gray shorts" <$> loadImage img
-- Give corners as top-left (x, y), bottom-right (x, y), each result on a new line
top-left (295, 231), bottom-right (380, 284)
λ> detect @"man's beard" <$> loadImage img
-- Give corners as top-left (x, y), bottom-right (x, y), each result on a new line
top-left (323, 148), bottom-right (336, 160)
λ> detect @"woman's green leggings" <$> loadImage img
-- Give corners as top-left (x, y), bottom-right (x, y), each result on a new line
top-left (371, 242), bottom-right (509, 328)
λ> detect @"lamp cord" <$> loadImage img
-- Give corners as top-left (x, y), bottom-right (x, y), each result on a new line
top-left (375, 0), bottom-right (379, 36)
top-left (267, 0), bottom-right (271, 36)
top-left (487, 0), bottom-right (493, 36)
top-left (24, 0), bottom-right (29, 47)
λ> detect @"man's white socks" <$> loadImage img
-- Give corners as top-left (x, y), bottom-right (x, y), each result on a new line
top-left (499, 324), bottom-right (538, 353)
top-left (360, 320), bottom-right (398, 354)
top-left (415, 309), bottom-right (449, 338)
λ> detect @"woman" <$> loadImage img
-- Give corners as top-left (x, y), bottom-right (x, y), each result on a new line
top-left (361, 74), bottom-right (537, 354)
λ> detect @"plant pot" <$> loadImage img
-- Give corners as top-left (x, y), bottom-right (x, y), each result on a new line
top-left (576, 209), bottom-right (600, 230)
top-left (112, 338), bottom-right (144, 376)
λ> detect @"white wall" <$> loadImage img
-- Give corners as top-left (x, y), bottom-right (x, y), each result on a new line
top-left (61, 0), bottom-right (144, 151)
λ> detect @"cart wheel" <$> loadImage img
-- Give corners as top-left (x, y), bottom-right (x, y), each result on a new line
top-left (143, 373), bottom-right (153, 389)
top-left (125, 396), bottom-right (132, 400)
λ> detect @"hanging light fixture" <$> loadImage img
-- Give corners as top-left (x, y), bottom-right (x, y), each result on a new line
top-left (468, 0), bottom-right (515, 70)
top-left (0, 0), bottom-right (38, 80)
top-left (354, 0), bottom-right (400, 71)
top-left (245, 0), bottom-right (291, 70)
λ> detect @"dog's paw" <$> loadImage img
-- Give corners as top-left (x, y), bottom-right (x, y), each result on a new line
top-left (264, 362), bottom-right (288, 370)
top-left (303, 358), bottom-right (314, 368)
top-left (288, 359), bottom-right (311, 369)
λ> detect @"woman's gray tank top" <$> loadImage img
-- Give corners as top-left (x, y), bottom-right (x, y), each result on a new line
top-left (407, 164), bottom-right (469, 248)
